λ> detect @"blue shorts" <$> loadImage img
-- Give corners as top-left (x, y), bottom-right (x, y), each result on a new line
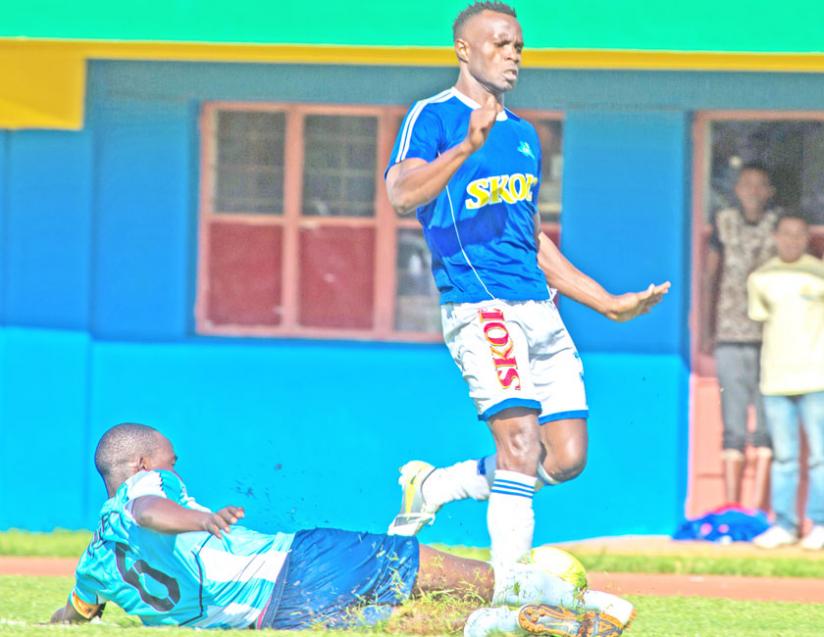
top-left (256, 528), bottom-right (419, 630)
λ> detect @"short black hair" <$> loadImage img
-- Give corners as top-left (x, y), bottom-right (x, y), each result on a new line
top-left (453, 1), bottom-right (518, 41)
top-left (94, 422), bottom-right (163, 492)
top-left (738, 161), bottom-right (772, 179)
top-left (776, 211), bottom-right (810, 227)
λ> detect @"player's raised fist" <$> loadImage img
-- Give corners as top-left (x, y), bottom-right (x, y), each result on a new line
top-left (464, 93), bottom-right (502, 152)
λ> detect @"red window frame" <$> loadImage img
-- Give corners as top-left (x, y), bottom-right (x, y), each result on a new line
top-left (196, 101), bottom-right (563, 342)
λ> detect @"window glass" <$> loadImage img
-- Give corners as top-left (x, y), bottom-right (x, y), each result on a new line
top-left (215, 111), bottom-right (285, 214)
top-left (533, 118), bottom-right (563, 223)
top-left (395, 229), bottom-right (440, 332)
top-left (302, 115), bottom-right (377, 217)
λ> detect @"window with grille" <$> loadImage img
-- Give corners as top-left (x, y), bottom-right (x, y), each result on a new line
top-left (197, 102), bottom-right (563, 341)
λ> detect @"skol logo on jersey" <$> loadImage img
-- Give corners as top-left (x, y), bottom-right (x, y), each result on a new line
top-left (465, 173), bottom-right (538, 210)
top-left (479, 309), bottom-right (521, 389)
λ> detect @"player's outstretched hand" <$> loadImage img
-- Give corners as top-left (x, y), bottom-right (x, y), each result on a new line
top-left (201, 505), bottom-right (245, 538)
top-left (464, 92), bottom-right (502, 152)
top-left (606, 282), bottom-right (671, 322)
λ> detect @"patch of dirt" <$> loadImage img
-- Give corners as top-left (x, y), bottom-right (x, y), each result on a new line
top-left (588, 572), bottom-right (824, 604)
top-left (560, 534), bottom-right (824, 560)
top-left (0, 557), bottom-right (75, 577)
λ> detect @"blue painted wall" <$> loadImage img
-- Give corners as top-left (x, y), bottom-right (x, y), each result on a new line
top-left (1, 59), bottom-right (771, 544)
top-left (0, 329), bottom-right (687, 542)
top-left (92, 98), bottom-right (196, 340)
top-left (0, 329), bottom-right (91, 530)
top-left (562, 110), bottom-right (690, 357)
top-left (0, 131), bottom-right (7, 325)
top-left (5, 132), bottom-right (94, 330)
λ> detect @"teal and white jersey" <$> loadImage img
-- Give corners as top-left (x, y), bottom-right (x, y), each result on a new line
top-left (71, 470), bottom-right (294, 628)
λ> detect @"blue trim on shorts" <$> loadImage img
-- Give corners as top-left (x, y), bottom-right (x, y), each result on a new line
top-left (479, 398), bottom-right (542, 421)
top-left (538, 409), bottom-right (589, 425)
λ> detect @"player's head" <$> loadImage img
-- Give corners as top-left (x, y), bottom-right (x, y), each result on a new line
top-left (774, 212), bottom-right (809, 263)
top-left (734, 162), bottom-right (774, 213)
top-left (94, 423), bottom-right (177, 496)
top-left (453, 2), bottom-right (522, 95)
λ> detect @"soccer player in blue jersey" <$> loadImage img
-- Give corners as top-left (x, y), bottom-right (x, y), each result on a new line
top-left (50, 423), bottom-right (635, 635)
top-left (384, 0), bottom-right (669, 580)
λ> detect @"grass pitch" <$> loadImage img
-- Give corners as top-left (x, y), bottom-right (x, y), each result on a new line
top-left (2, 532), bottom-right (823, 636)
top-left (3, 531), bottom-right (822, 578)
top-left (0, 531), bottom-right (91, 558)
top-left (0, 575), bottom-right (822, 637)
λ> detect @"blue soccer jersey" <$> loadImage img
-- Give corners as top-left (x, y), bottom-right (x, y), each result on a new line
top-left (387, 87), bottom-right (549, 304)
top-left (70, 470), bottom-right (294, 628)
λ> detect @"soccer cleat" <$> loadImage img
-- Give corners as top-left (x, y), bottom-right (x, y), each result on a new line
top-left (753, 525), bottom-right (797, 549)
top-left (579, 612), bottom-right (629, 637)
top-left (387, 461), bottom-right (439, 536)
top-left (800, 525), bottom-right (824, 551)
top-left (518, 605), bottom-right (632, 637)
top-left (581, 591), bottom-right (635, 629)
top-left (517, 604), bottom-right (584, 636)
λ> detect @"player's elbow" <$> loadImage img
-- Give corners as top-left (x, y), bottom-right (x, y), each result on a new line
top-left (387, 186), bottom-right (416, 216)
top-left (537, 251), bottom-right (560, 279)
top-left (131, 507), bottom-right (153, 528)
top-left (385, 167), bottom-right (421, 215)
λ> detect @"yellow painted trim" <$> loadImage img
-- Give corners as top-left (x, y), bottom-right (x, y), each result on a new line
top-left (8, 38), bottom-right (824, 71)
top-left (527, 49), bottom-right (824, 72)
top-left (0, 47), bottom-right (86, 129)
top-left (4, 39), bottom-right (824, 129)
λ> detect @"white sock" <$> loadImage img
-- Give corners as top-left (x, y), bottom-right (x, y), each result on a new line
top-left (488, 470), bottom-right (535, 569)
top-left (492, 563), bottom-right (579, 607)
top-left (420, 458), bottom-right (493, 508)
top-left (421, 455), bottom-right (553, 510)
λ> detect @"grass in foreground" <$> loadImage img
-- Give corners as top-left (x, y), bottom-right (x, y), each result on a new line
top-left (0, 575), bottom-right (822, 637)
top-left (0, 531), bottom-right (91, 558)
top-left (2, 531), bottom-right (824, 579)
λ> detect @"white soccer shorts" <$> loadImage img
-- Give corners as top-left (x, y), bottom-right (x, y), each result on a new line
top-left (441, 299), bottom-right (588, 423)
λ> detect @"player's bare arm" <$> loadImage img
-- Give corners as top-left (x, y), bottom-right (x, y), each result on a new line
top-left (699, 247), bottom-right (721, 353)
top-left (130, 495), bottom-right (245, 538)
top-left (386, 94), bottom-right (501, 215)
top-left (536, 222), bottom-right (670, 321)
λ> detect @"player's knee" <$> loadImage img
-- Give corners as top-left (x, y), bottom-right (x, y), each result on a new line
top-left (541, 448), bottom-right (587, 484)
top-left (559, 453), bottom-right (587, 482)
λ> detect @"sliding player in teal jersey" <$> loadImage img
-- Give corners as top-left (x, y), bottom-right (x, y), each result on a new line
top-left (51, 423), bottom-right (635, 635)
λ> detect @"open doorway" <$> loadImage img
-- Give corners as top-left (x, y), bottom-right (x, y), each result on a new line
top-left (689, 112), bottom-right (824, 517)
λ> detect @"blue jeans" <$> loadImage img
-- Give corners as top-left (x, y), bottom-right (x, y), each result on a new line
top-left (764, 392), bottom-right (824, 532)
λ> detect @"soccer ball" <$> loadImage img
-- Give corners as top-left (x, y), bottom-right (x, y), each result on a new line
top-left (525, 545), bottom-right (588, 591)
